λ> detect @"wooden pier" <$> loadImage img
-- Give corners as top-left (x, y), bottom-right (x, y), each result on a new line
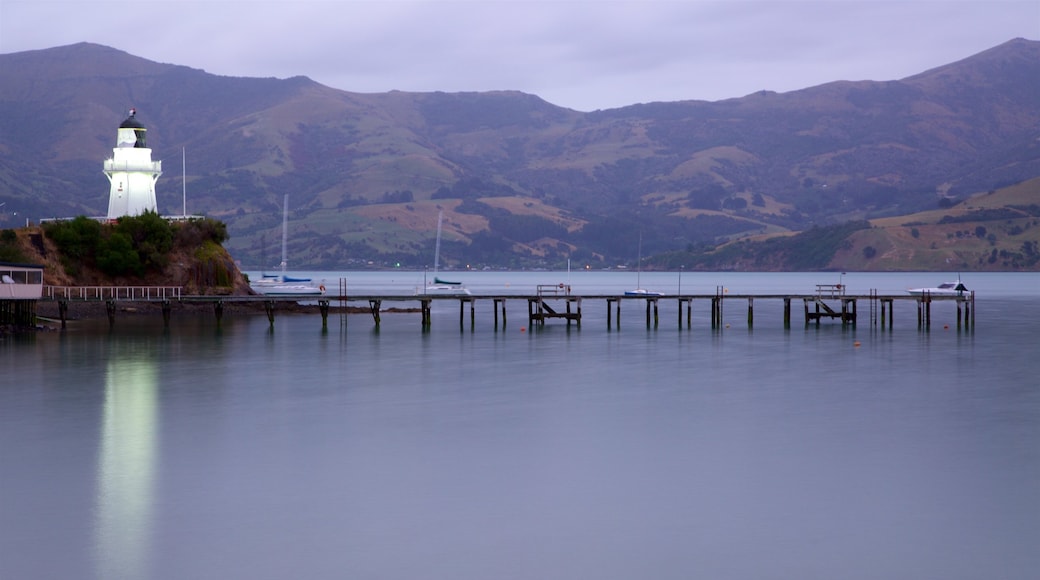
top-left (29, 282), bottom-right (977, 333)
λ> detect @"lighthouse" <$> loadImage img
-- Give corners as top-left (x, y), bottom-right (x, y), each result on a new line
top-left (103, 108), bottom-right (162, 219)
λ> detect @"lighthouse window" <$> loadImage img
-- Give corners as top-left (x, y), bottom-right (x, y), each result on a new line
top-left (134, 129), bottom-right (147, 148)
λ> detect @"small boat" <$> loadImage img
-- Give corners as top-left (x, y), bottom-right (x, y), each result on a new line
top-left (250, 279), bottom-right (325, 297)
top-left (419, 210), bottom-right (470, 295)
top-left (907, 276), bottom-right (968, 296)
top-left (423, 282), bottom-right (471, 296)
top-left (625, 232), bottom-right (660, 296)
top-left (250, 194), bottom-right (321, 296)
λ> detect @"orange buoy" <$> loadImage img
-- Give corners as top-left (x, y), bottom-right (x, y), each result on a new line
top-left (853, 341), bottom-right (861, 347)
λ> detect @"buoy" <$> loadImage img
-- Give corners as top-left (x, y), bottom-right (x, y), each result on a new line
top-left (520, 327), bottom-right (526, 333)
top-left (319, 284), bottom-right (326, 293)
top-left (854, 341), bottom-right (861, 347)
top-left (725, 323), bottom-right (730, 328)
top-left (944, 324), bottom-right (949, 330)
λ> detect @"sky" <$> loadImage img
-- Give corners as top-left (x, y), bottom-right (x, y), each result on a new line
top-left (1, 1), bottom-right (1037, 111)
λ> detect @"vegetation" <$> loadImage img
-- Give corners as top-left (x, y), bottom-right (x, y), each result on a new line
top-left (656, 221), bottom-right (872, 271)
top-left (0, 229), bottom-right (28, 263)
top-left (42, 213), bottom-right (230, 278)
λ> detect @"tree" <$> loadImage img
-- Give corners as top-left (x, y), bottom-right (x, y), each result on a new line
top-left (97, 232), bottom-right (142, 276)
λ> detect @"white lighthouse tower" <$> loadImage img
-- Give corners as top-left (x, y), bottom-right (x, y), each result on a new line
top-left (103, 108), bottom-right (162, 219)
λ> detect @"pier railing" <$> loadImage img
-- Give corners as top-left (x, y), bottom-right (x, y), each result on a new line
top-left (44, 285), bottom-right (183, 301)
top-left (815, 283), bottom-right (846, 298)
top-left (537, 283), bottom-right (572, 296)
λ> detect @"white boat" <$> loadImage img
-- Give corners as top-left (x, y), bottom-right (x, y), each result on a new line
top-left (250, 278), bottom-right (325, 297)
top-left (624, 288), bottom-right (662, 297)
top-left (907, 276), bottom-right (968, 296)
top-left (423, 282), bottom-right (471, 296)
top-left (251, 194), bottom-right (323, 297)
top-left (625, 232), bottom-right (660, 296)
top-left (419, 210), bottom-right (470, 295)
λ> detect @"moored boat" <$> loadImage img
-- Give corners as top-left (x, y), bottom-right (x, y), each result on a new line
top-left (907, 276), bottom-right (968, 296)
top-left (250, 276), bottom-right (325, 296)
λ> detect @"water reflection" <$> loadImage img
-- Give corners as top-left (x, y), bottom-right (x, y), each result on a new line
top-left (94, 352), bottom-right (158, 579)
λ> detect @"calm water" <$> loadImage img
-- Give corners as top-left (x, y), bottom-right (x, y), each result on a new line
top-left (2, 272), bottom-right (1038, 580)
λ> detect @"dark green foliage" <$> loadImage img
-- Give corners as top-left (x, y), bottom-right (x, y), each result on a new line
top-left (42, 214), bottom-right (231, 278)
top-left (175, 218), bottom-right (229, 247)
top-left (663, 220), bottom-right (872, 271)
top-left (0, 229), bottom-right (27, 262)
top-left (453, 200), bottom-right (567, 244)
top-left (687, 184), bottom-right (727, 210)
top-left (96, 232), bottom-right (143, 276)
top-left (939, 208), bottom-right (1025, 224)
top-left (116, 211), bottom-right (173, 270)
top-left (42, 216), bottom-right (102, 260)
top-left (722, 197), bottom-right (748, 210)
top-left (1009, 204), bottom-right (1040, 217)
top-left (431, 178), bottom-right (520, 200)
top-left (778, 221), bottom-right (872, 269)
top-left (863, 245), bottom-right (878, 259)
top-left (380, 190), bottom-right (414, 203)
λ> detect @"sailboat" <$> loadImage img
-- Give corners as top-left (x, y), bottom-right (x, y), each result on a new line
top-left (251, 194), bottom-right (324, 296)
top-left (625, 232), bottom-right (661, 296)
top-left (422, 210), bottom-right (470, 295)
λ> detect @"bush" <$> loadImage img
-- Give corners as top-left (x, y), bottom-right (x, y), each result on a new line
top-left (42, 214), bottom-right (231, 279)
top-left (43, 216), bottom-right (102, 260)
top-left (0, 229), bottom-right (27, 262)
top-left (175, 218), bottom-right (229, 247)
top-left (97, 232), bottom-right (143, 276)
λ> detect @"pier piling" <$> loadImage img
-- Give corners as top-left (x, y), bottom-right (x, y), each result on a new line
top-left (28, 285), bottom-right (977, 335)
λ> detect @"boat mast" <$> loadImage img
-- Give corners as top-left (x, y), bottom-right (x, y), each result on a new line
top-left (433, 210), bottom-right (443, 275)
top-left (636, 232), bottom-right (643, 289)
top-left (182, 147), bottom-right (187, 218)
top-left (280, 194), bottom-right (289, 275)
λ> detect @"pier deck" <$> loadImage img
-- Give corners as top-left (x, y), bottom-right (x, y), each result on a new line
top-left (32, 284), bottom-right (976, 332)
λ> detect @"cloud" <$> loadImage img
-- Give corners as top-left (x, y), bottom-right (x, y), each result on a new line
top-left (2, 0), bottom-right (1037, 111)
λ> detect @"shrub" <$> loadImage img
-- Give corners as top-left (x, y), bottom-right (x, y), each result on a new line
top-left (97, 232), bottom-right (143, 276)
top-left (0, 229), bottom-right (27, 262)
top-left (43, 216), bottom-right (102, 260)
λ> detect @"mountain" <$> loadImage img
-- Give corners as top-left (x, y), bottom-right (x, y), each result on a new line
top-left (1, 39), bottom-right (1038, 271)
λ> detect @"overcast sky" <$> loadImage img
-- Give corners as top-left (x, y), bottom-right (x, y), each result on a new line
top-left (2, 1), bottom-right (1037, 111)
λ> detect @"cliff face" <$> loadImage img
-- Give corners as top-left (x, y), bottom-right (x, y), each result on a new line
top-left (9, 226), bottom-right (253, 295)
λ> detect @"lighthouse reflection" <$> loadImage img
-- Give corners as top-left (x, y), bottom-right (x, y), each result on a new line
top-left (94, 353), bottom-right (159, 579)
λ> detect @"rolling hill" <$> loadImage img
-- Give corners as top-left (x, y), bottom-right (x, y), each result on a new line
top-left (1, 38), bottom-right (1038, 271)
